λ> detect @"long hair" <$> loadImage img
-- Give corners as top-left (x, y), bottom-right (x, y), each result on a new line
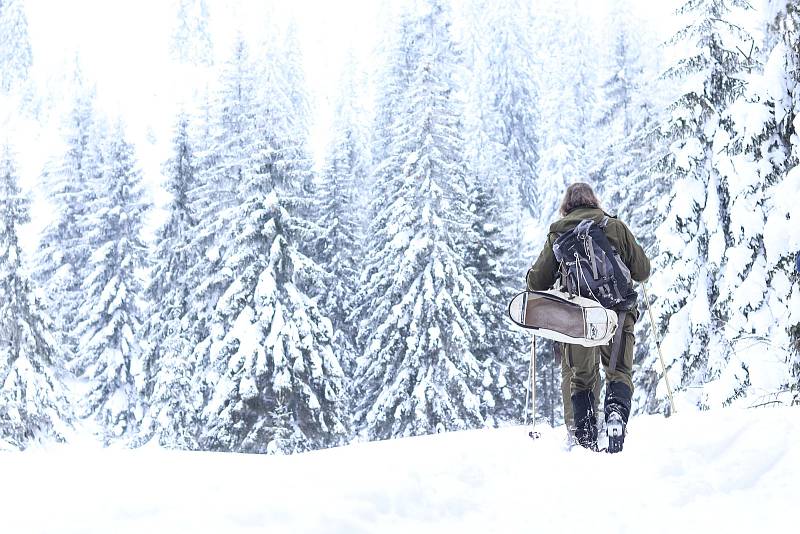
top-left (559, 182), bottom-right (602, 217)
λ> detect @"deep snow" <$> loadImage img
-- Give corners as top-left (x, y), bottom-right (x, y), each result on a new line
top-left (1, 406), bottom-right (797, 534)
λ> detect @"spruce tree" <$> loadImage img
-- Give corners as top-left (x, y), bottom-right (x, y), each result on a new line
top-left (182, 35), bottom-right (260, 374)
top-left (36, 81), bottom-right (102, 362)
top-left (592, 0), bottom-right (654, 193)
top-left (649, 0), bottom-right (755, 411)
top-left (536, 0), bottom-right (598, 223)
top-left (72, 122), bottom-right (149, 442)
top-left (0, 0), bottom-right (32, 93)
top-left (0, 147), bottom-right (72, 450)
top-left (198, 193), bottom-right (349, 454)
top-left (367, 10), bottom-right (415, 224)
top-left (464, 175), bottom-right (528, 426)
top-left (715, 1), bottom-right (800, 406)
top-left (465, 0), bottom-right (542, 219)
top-left (171, 0), bottom-right (213, 66)
top-left (194, 36), bottom-right (349, 454)
top-left (462, 52), bottom-right (528, 427)
top-left (766, 2), bottom-right (800, 403)
top-left (590, 1), bottom-right (670, 414)
top-left (352, 0), bottom-right (488, 440)
top-left (137, 113), bottom-right (202, 449)
top-left (315, 57), bottom-right (370, 379)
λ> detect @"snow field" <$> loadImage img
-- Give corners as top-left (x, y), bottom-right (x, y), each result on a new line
top-left (1, 405), bottom-right (797, 534)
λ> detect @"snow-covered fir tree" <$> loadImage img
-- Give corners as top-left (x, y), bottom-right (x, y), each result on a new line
top-left (198, 191), bottom-right (350, 454)
top-left (352, 0), bottom-right (489, 440)
top-left (367, 9), bottom-right (415, 224)
top-left (567, 6), bottom-right (602, 187)
top-left (0, 147), bottom-right (72, 450)
top-left (462, 45), bottom-right (528, 427)
top-left (764, 2), bottom-right (800, 402)
top-left (182, 35), bottom-right (261, 370)
top-left (464, 175), bottom-right (528, 426)
top-left (711, 0), bottom-right (800, 406)
top-left (259, 23), bottom-right (317, 227)
top-left (535, 0), bottom-right (599, 223)
top-left (137, 112), bottom-right (202, 449)
top-left (595, 2), bottom-right (641, 141)
top-left (36, 78), bottom-right (103, 363)
top-left (193, 34), bottom-right (349, 454)
top-left (591, 0), bottom-right (655, 193)
top-left (314, 55), bottom-right (370, 378)
top-left (650, 0), bottom-right (756, 411)
top-left (587, 1), bottom-right (670, 414)
top-left (0, 0), bottom-right (32, 93)
top-left (464, 0), bottom-right (542, 220)
top-left (72, 121), bottom-right (149, 442)
top-left (171, 0), bottom-right (213, 66)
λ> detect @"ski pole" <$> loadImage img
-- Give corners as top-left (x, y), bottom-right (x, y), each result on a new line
top-left (527, 335), bottom-right (540, 439)
top-left (524, 335), bottom-right (532, 424)
top-left (642, 281), bottom-right (677, 415)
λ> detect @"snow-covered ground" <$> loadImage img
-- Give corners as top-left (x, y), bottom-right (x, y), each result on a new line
top-left (1, 406), bottom-right (797, 534)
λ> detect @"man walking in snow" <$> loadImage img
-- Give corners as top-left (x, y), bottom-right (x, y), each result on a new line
top-left (526, 183), bottom-right (650, 452)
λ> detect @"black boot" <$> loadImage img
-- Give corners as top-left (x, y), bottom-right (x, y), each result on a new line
top-left (571, 390), bottom-right (597, 451)
top-left (604, 382), bottom-right (632, 454)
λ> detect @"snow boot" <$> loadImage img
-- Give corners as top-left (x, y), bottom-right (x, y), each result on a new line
top-left (571, 390), bottom-right (597, 451)
top-left (604, 382), bottom-right (632, 454)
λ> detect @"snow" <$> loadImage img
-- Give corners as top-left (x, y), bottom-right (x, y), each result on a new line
top-left (764, 165), bottom-right (800, 265)
top-left (1, 406), bottom-right (798, 533)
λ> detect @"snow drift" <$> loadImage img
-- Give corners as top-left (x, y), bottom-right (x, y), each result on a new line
top-left (1, 406), bottom-right (797, 534)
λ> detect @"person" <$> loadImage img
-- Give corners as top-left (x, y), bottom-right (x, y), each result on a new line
top-left (526, 183), bottom-right (650, 453)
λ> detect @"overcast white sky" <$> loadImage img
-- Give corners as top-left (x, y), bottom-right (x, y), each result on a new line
top-left (24, 0), bottom-right (381, 159)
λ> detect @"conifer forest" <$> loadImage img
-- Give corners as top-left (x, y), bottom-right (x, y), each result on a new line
top-left (0, 0), bottom-right (798, 453)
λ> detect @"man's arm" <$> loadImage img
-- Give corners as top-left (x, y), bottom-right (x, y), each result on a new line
top-left (526, 233), bottom-right (558, 291)
top-left (621, 223), bottom-right (650, 282)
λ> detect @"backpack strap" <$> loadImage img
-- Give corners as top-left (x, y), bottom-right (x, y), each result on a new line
top-left (586, 235), bottom-right (599, 279)
top-left (560, 261), bottom-right (574, 296)
top-left (609, 310), bottom-right (626, 372)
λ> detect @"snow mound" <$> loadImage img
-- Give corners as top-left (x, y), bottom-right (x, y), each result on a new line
top-left (1, 406), bottom-right (798, 533)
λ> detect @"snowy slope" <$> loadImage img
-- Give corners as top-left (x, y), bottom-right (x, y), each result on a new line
top-left (1, 406), bottom-right (798, 534)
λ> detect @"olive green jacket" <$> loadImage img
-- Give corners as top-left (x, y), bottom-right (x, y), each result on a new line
top-left (526, 207), bottom-right (650, 292)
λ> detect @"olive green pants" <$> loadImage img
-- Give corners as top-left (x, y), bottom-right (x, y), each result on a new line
top-left (561, 350), bottom-right (601, 432)
top-left (561, 310), bottom-right (637, 431)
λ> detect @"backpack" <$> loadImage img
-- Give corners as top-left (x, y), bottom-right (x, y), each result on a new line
top-left (552, 217), bottom-right (636, 312)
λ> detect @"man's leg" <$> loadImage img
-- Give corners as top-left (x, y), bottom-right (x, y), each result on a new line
top-left (568, 343), bottom-right (600, 450)
top-left (562, 346), bottom-right (602, 435)
top-left (600, 310), bottom-right (637, 453)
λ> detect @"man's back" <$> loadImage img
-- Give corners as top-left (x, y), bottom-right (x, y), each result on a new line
top-left (527, 207), bottom-right (650, 292)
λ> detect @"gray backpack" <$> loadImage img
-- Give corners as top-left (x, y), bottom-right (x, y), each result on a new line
top-left (552, 217), bottom-right (636, 311)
